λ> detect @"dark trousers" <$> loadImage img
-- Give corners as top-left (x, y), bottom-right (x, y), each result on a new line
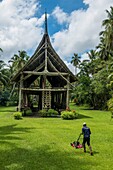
top-left (83, 137), bottom-right (90, 151)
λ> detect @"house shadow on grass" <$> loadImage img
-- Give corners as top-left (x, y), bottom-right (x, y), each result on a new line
top-left (78, 114), bottom-right (92, 119)
top-left (0, 124), bottom-right (35, 141)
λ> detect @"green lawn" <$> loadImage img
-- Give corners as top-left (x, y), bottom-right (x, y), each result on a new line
top-left (0, 104), bottom-right (113, 170)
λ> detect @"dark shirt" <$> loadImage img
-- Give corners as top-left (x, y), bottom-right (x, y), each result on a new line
top-left (82, 126), bottom-right (91, 138)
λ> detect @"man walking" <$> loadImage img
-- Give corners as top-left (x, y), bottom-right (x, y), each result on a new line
top-left (81, 122), bottom-right (93, 155)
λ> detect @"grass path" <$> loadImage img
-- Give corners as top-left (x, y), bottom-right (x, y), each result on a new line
top-left (0, 105), bottom-right (113, 170)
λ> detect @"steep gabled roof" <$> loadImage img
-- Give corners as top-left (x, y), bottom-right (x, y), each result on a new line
top-left (11, 13), bottom-right (76, 86)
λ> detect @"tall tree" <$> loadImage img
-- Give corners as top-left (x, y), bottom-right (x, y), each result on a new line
top-left (8, 50), bottom-right (30, 75)
top-left (0, 48), bottom-right (9, 86)
top-left (87, 50), bottom-right (97, 61)
top-left (71, 7), bottom-right (113, 110)
top-left (0, 61), bottom-right (9, 86)
top-left (71, 53), bottom-right (81, 75)
top-left (102, 7), bottom-right (113, 50)
top-left (97, 7), bottom-right (113, 60)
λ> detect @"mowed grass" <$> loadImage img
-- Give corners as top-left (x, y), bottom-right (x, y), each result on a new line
top-left (0, 104), bottom-right (113, 170)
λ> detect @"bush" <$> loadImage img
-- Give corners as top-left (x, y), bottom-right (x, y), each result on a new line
top-left (61, 110), bottom-right (78, 120)
top-left (107, 98), bottom-right (113, 112)
top-left (47, 109), bottom-right (58, 116)
top-left (107, 98), bottom-right (113, 119)
top-left (38, 109), bottom-right (48, 117)
top-left (13, 112), bottom-right (22, 120)
top-left (26, 109), bottom-right (32, 115)
top-left (38, 109), bottom-right (58, 117)
top-left (23, 108), bottom-right (32, 116)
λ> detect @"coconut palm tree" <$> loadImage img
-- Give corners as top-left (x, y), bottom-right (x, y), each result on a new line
top-left (71, 53), bottom-right (81, 75)
top-left (97, 7), bottom-right (113, 60)
top-left (87, 49), bottom-right (97, 61)
top-left (102, 7), bottom-right (113, 50)
top-left (8, 50), bottom-right (30, 75)
top-left (0, 48), bottom-right (9, 86)
top-left (0, 61), bottom-right (9, 86)
top-left (96, 37), bottom-right (109, 60)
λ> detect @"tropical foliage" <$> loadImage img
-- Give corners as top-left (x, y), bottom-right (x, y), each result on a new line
top-left (71, 53), bottom-right (81, 75)
top-left (8, 50), bottom-right (30, 76)
top-left (0, 49), bottom-right (29, 106)
top-left (13, 111), bottom-right (23, 120)
top-left (38, 109), bottom-right (58, 117)
top-left (61, 110), bottom-right (78, 120)
top-left (71, 6), bottom-right (113, 110)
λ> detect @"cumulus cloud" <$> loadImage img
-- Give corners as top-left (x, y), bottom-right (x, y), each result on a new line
top-left (0, 0), bottom-right (113, 74)
top-left (52, 6), bottom-right (69, 24)
top-left (51, 0), bottom-right (113, 62)
top-left (0, 0), bottom-right (44, 62)
top-left (64, 60), bottom-right (75, 74)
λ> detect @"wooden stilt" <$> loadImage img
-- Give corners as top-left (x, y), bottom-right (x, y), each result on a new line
top-left (66, 75), bottom-right (70, 110)
top-left (18, 74), bottom-right (23, 111)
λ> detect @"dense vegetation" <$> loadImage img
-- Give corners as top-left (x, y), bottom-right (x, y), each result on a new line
top-left (71, 7), bottom-right (113, 110)
top-left (0, 50), bottom-right (29, 106)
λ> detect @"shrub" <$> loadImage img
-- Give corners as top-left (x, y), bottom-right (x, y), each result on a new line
top-left (47, 109), bottom-right (58, 116)
top-left (107, 98), bottom-right (113, 112)
top-left (13, 112), bottom-right (22, 120)
top-left (23, 108), bottom-right (32, 116)
top-left (38, 109), bottom-right (58, 117)
top-left (38, 109), bottom-right (48, 117)
top-left (107, 98), bottom-right (113, 119)
top-left (61, 110), bottom-right (78, 120)
top-left (26, 109), bottom-right (32, 116)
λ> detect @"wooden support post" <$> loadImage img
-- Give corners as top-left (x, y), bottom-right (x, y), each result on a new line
top-left (18, 74), bottom-right (24, 111)
top-left (66, 75), bottom-right (70, 110)
top-left (24, 93), bottom-right (28, 106)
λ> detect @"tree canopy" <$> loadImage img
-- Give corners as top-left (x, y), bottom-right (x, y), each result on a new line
top-left (71, 6), bottom-right (113, 110)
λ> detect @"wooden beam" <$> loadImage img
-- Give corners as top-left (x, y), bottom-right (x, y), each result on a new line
top-left (22, 61), bottom-right (45, 81)
top-left (23, 71), bottom-right (68, 76)
top-left (21, 88), bottom-right (68, 92)
top-left (24, 43), bottom-right (45, 69)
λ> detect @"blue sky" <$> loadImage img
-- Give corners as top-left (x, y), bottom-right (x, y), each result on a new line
top-left (38, 0), bottom-right (88, 34)
top-left (0, 0), bottom-right (113, 72)
top-left (39, 0), bottom-right (88, 13)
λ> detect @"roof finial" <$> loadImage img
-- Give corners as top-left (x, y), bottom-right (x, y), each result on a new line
top-left (45, 9), bottom-right (48, 34)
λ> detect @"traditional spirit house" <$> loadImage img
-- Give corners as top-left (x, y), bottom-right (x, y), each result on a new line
top-left (11, 13), bottom-right (75, 112)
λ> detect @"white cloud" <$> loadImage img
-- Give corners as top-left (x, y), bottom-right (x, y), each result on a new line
top-left (64, 60), bottom-right (75, 74)
top-left (0, 0), bottom-right (113, 73)
top-left (52, 6), bottom-right (69, 24)
top-left (51, 0), bottom-right (113, 62)
top-left (81, 53), bottom-right (89, 62)
top-left (0, 0), bottom-right (43, 62)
